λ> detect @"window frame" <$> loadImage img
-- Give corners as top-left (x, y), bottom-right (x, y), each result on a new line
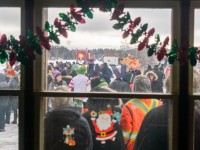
top-left (2, 0), bottom-right (199, 150)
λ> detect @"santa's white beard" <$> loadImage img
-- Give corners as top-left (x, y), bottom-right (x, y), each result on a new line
top-left (96, 116), bottom-right (112, 130)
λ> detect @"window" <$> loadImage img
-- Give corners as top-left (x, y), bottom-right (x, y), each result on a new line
top-left (40, 3), bottom-right (175, 150)
top-left (1, 0), bottom-right (199, 150)
top-left (0, 7), bottom-right (21, 150)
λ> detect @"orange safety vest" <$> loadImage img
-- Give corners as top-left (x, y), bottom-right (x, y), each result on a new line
top-left (120, 98), bottom-right (162, 150)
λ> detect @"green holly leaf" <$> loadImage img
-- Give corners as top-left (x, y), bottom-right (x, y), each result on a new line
top-left (17, 51), bottom-right (28, 65)
top-left (141, 23), bottom-right (148, 32)
top-left (70, 24), bottom-right (76, 32)
top-left (0, 51), bottom-right (8, 63)
top-left (53, 36), bottom-right (60, 44)
top-left (189, 47), bottom-right (198, 55)
top-left (168, 56), bottom-right (176, 64)
top-left (190, 57), bottom-right (197, 66)
top-left (45, 21), bottom-right (51, 32)
top-left (130, 36), bottom-right (138, 44)
top-left (147, 44), bottom-right (157, 56)
top-left (35, 47), bottom-right (42, 55)
top-left (188, 47), bottom-right (198, 66)
top-left (110, 0), bottom-right (118, 7)
top-left (113, 23), bottom-right (124, 30)
top-left (10, 35), bottom-right (15, 41)
top-left (49, 32), bottom-right (60, 44)
top-left (59, 13), bottom-right (71, 23)
top-left (9, 35), bottom-right (20, 52)
top-left (155, 34), bottom-right (160, 43)
top-left (85, 10), bottom-right (93, 19)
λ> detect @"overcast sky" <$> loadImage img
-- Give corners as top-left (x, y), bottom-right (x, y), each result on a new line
top-left (48, 8), bottom-right (172, 49)
top-left (0, 7), bottom-right (200, 50)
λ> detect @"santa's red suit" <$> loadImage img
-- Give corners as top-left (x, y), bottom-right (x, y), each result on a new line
top-left (91, 110), bottom-right (117, 144)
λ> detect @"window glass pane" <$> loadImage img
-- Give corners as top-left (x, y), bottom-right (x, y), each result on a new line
top-left (194, 9), bottom-right (200, 94)
top-left (0, 8), bottom-right (21, 90)
top-left (0, 7), bottom-right (20, 150)
top-left (44, 8), bottom-right (172, 94)
top-left (43, 96), bottom-right (170, 150)
top-left (0, 96), bottom-right (19, 150)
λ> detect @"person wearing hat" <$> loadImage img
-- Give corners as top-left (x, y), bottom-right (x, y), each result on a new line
top-left (68, 65), bottom-right (90, 107)
top-left (120, 75), bottom-right (162, 150)
top-left (146, 71), bottom-right (163, 93)
top-left (153, 64), bottom-right (165, 92)
top-left (0, 73), bottom-right (10, 132)
top-left (49, 70), bottom-right (67, 90)
top-left (134, 71), bottom-right (200, 150)
top-left (6, 70), bottom-right (19, 124)
top-left (91, 77), bottom-right (108, 89)
top-left (48, 70), bottom-right (68, 111)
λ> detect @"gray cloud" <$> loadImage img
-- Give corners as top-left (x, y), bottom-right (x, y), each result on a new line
top-left (50, 8), bottom-right (171, 36)
top-left (0, 7), bottom-right (172, 49)
top-left (0, 8), bottom-right (20, 26)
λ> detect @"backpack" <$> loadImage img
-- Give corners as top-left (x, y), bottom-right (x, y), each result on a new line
top-left (83, 109), bottom-right (125, 150)
top-left (44, 106), bottom-right (93, 150)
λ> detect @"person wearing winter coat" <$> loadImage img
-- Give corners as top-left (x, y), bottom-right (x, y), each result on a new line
top-left (100, 63), bottom-right (112, 84)
top-left (6, 70), bottom-right (20, 124)
top-left (82, 87), bottom-right (125, 150)
top-left (153, 64), bottom-right (165, 90)
top-left (146, 71), bottom-right (163, 93)
top-left (120, 75), bottom-right (162, 150)
top-left (61, 69), bottom-right (72, 85)
top-left (87, 62), bottom-right (95, 78)
top-left (134, 71), bottom-right (200, 150)
top-left (109, 74), bottom-right (131, 104)
top-left (48, 70), bottom-right (68, 111)
top-left (0, 73), bottom-right (10, 132)
top-left (143, 64), bottom-right (152, 75)
top-left (68, 66), bottom-right (90, 107)
top-left (44, 106), bottom-right (93, 150)
top-left (49, 70), bottom-right (67, 90)
top-left (47, 64), bottom-right (54, 87)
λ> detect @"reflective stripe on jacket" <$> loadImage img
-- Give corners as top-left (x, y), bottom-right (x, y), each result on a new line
top-left (120, 98), bottom-right (162, 150)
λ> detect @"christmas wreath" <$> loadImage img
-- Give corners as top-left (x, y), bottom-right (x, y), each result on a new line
top-left (0, 0), bottom-right (198, 66)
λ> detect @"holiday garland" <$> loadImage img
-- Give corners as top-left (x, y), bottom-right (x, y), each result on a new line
top-left (0, 0), bottom-right (199, 66)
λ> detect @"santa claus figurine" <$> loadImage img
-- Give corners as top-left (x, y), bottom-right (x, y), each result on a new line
top-left (90, 109), bottom-right (117, 144)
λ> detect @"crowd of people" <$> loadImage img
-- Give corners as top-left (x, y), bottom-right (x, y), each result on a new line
top-left (44, 59), bottom-right (200, 150)
top-left (0, 62), bottom-right (20, 132)
top-left (47, 60), bottom-right (168, 95)
top-left (1, 58), bottom-right (199, 149)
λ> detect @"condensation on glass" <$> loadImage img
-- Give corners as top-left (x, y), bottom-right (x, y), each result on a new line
top-left (43, 8), bottom-right (172, 94)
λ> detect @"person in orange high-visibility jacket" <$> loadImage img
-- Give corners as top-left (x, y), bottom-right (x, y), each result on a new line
top-left (120, 75), bottom-right (162, 150)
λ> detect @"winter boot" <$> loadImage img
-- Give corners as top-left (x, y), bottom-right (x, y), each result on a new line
top-left (5, 119), bottom-right (10, 124)
top-left (11, 120), bottom-right (17, 124)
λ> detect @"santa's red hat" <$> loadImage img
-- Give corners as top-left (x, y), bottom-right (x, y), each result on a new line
top-left (100, 109), bottom-right (112, 115)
